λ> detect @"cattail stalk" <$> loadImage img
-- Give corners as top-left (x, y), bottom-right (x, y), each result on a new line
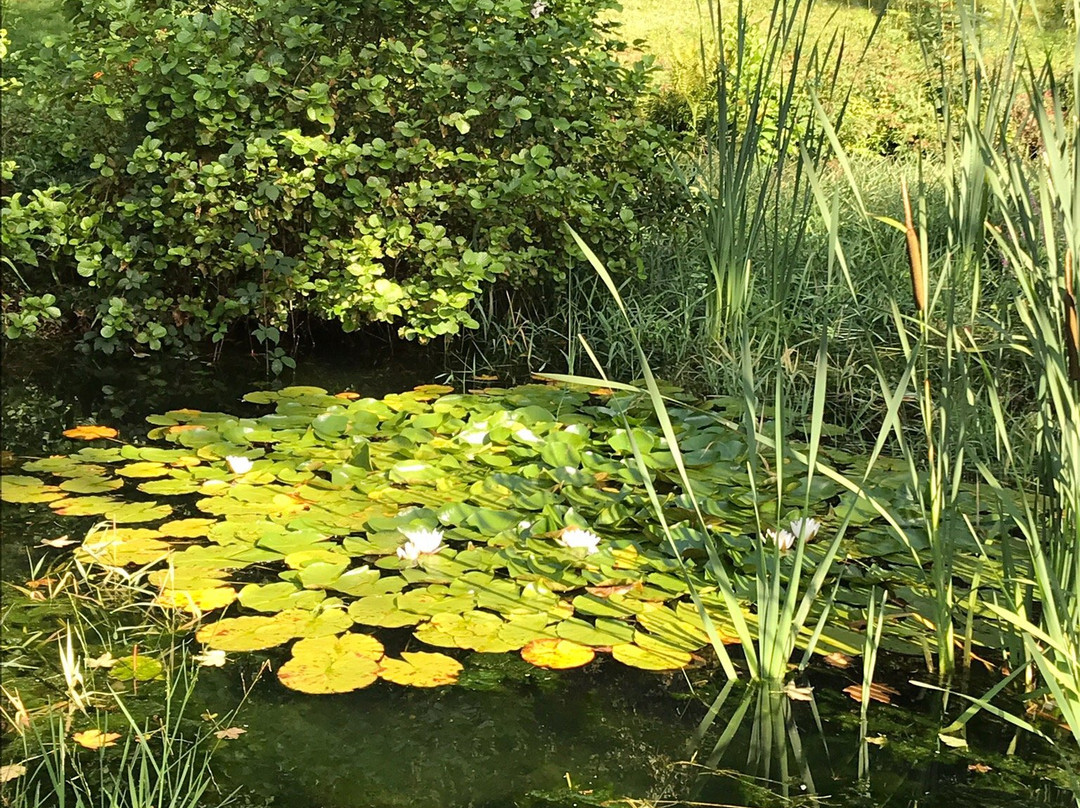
top-left (901, 178), bottom-right (927, 316)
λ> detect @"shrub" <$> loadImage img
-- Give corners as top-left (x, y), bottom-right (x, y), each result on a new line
top-left (1, 0), bottom-right (683, 352)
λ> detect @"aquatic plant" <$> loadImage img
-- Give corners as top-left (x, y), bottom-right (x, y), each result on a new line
top-left (0, 366), bottom-right (1017, 692)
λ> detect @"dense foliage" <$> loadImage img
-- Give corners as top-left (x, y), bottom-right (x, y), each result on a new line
top-left (0, 0), bottom-right (682, 351)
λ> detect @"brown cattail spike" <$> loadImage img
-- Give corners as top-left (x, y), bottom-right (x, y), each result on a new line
top-left (1064, 249), bottom-right (1079, 387)
top-left (901, 178), bottom-right (927, 316)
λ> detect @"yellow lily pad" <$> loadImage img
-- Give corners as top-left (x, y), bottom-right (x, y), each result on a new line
top-left (63, 425), bottom-right (119, 441)
top-left (521, 638), bottom-right (595, 669)
top-left (610, 642), bottom-right (691, 671)
top-left (378, 651), bottom-right (462, 687)
top-left (277, 633), bottom-right (384, 694)
top-left (154, 586), bottom-right (237, 613)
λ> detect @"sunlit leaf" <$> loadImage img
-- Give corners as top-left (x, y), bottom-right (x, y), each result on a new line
top-left (521, 638), bottom-right (595, 669)
top-left (72, 729), bottom-right (121, 749)
top-left (277, 633), bottom-right (384, 694)
top-left (63, 426), bottom-right (119, 441)
top-left (378, 651), bottom-right (462, 687)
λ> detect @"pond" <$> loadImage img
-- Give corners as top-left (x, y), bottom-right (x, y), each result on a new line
top-left (1, 343), bottom-right (1077, 808)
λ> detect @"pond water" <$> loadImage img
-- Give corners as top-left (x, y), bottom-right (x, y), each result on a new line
top-left (1, 343), bottom-right (1077, 808)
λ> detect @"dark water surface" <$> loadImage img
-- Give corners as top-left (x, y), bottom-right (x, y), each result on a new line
top-left (2, 343), bottom-right (1077, 808)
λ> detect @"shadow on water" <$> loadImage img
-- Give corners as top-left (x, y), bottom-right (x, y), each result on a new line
top-left (1, 345), bottom-right (1078, 808)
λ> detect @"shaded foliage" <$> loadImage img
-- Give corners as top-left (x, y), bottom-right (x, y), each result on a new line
top-left (1, 0), bottom-right (683, 350)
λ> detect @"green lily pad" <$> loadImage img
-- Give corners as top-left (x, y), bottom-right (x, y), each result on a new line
top-left (109, 654), bottom-right (165, 681)
top-left (1, 475), bottom-right (65, 504)
top-left (414, 611), bottom-right (517, 653)
top-left (610, 642), bottom-right (692, 671)
top-left (396, 586), bottom-right (475, 616)
top-left (330, 567), bottom-right (407, 598)
top-left (556, 617), bottom-right (634, 647)
top-left (238, 582), bottom-right (327, 613)
top-left (75, 528), bottom-right (172, 567)
top-left (347, 594), bottom-right (424, 628)
top-left (137, 477), bottom-right (202, 496)
top-left (116, 462), bottom-right (172, 479)
top-left (58, 475), bottom-right (124, 495)
top-left (158, 518), bottom-right (218, 538)
top-left (635, 603), bottom-right (710, 652)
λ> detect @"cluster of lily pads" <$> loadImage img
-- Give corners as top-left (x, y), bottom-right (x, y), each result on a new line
top-left (1, 383), bottom-right (1012, 693)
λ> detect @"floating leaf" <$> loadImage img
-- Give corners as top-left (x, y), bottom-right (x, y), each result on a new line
top-left (110, 655), bottom-right (164, 681)
top-left (63, 426), bottom-right (118, 441)
top-left (1, 475), bottom-right (65, 504)
top-left (157, 518), bottom-right (218, 538)
top-left (0, 763), bottom-right (27, 783)
top-left (521, 638), bottom-right (594, 669)
top-left (116, 462), bottom-right (171, 479)
top-left (59, 475), bottom-right (123, 494)
top-left (73, 729), bottom-right (121, 749)
top-left (197, 616), bottom-right (293, 651)
top-left (555, 617), bottom-right (631, 647)
top-left (610, 642), bottom-right (691, 671)
top-left (378, 651), bottom-right (462, 687)
top-left (239, 582), bottom-right (325, 613)
top-left (937, 733), bottom-right (968, 749)
top-left (85, 652), bottom-right (117, 669)
top-left (843, 682), bottom-right (900, 704)
top-left (347, 594), bottom-right (424, 628)
top-left (138, 477), bottom-right (201, 496)
top-left (192, 609), bottom-right (346, 652)
top-left (39, 535), bottom-right (76, 549)
top-left (277, 633), bottom-right (384, 694)
top-left (414, 611), bottom-right (517, 653)
top-left (496, 613), bottom-right (558, 649)
top-left (331, 567), bottom-right (407, 598)
top-left (194, 650), bottom-right (227, 667)
top-left (214, 726), bottom-right (246, 740)
top-left (154, 586), bottom-right (237, 613)
top-left (76, 528), bottom-right (172, 567)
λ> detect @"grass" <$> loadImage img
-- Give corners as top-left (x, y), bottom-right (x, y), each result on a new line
top-left (0, 553), bottom-right (249, 806)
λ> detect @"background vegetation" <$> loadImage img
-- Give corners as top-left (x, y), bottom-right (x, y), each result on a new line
top-left (1, 0), bottom-right (1078, 800)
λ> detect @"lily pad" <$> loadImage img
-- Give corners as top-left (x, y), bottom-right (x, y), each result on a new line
top-left (378, 651), bottom-right (462, 687)
top-left (196, 615), bottom-right (299, 652)
top-left (610, 642), bottom-right (692, 671)
top-left (154, 587), bottom-right (237, 613)
top-left (58, 475), bottom-right (124, 495)
top-left (347, 594), bottom-right (424, 628)
top-left (277, 633), bottom-right (385, 694)
top-left (0, 475), bottom-right (65, 504)
top-left (76, 528), bottom-right (172, 567)
top-left (109, 654), bottom-right (164, 681)
top-left (238, 582), bottom-right (326, 613)
top-left (521, 638), bottom-right (595, 669)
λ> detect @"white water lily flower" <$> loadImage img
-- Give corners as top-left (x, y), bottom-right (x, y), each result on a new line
top-left (397, 527), bottom-right (445, 561)
top-left (788, 517), bottom-right (821, 543)
top-left (558, 527), bottom-right (601, 553)
top-left (194, 649), bottom-right (227, 668)
top-left (766, 528), bottom-right (797, 552)
top-left (225, 455), bottom-right (253, 475)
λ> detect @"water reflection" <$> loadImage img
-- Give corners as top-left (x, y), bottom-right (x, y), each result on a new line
top-left (687, 680), bottom-right (829, 806)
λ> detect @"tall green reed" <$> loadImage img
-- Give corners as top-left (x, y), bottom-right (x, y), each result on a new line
top-left (549, 228), bottom-right (908, 683)
top-left (808, 0), bottom-right (1077, 739)
top-left (970, 1), bottom-right (1079, 745)
top-left (691, 0), bottom-right (836, 339)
